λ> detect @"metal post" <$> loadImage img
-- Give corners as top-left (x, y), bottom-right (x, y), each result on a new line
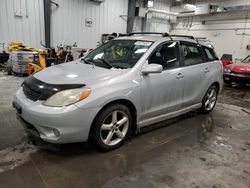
top-left (142, 0), bottom-right (148, 31)
top-left (44, 0), bottom-right (51, 47)
top-left (127, 0), bottom-right (136, 33)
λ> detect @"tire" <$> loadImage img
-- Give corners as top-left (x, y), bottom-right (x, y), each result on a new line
top-left (5, 61), bottom-right (12, 75)
top-left (90, 104), bottom-right (132, 151)
top-left (200, 85), bottom-right (218, 114)
top-left (6, 65), bottom-right (12, 75)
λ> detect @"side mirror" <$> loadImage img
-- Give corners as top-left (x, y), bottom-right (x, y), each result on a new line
top-left (141, 63), bottom-right (163, 74)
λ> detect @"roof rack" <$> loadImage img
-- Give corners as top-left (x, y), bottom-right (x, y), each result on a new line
top-left (195, 37), bottom-right (208, 42)
top-left (171, 35), bottom-right (195, 40)
top-left (171, 35), bottom-right (205, 44)
top-left (128, 32), bottom-right (173, 39)
top-left (195, 37), bottom-right (207, 40)
top-left (128, 32), bottom-right (167, 36)
top-left (127, 32), bottom-right (209, 42)
top-left (195, 37), bottom-right (214, 48)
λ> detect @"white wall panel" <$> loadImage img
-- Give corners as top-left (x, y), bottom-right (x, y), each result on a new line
top-left (51, 0), bottom-right (128, 48)
top-left (149, 0), bottom-right (171, 32)
top-left (149, 18), bottom-right (171, 32)
top-left (0, 0), bottom-right (45, 48)
top-left (172, 11), bottom-right (250, 59)
top-left (133, 0), bottom-right (171, 32)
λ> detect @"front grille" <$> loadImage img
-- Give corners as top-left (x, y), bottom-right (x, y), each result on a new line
top-left (231, 71), bottom-right (250, 77)
top-left (23, 84), bottom-right (41, 101)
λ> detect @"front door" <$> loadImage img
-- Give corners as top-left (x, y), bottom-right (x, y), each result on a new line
top-left (140, 41), bottom-right (184, 126)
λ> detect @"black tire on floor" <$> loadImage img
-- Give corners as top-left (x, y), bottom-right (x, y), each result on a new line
top-left (90, 104), bottom-right (132, 151)
top-left (6, 66), bottom-right (12, 75)
top-left (199, 85), bottom-right (218, 114)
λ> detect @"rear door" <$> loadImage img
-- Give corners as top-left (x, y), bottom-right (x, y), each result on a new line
top-left (179, 41), bottom-right (209, 107)
top-left (140, 41), bottom-right (184, 124)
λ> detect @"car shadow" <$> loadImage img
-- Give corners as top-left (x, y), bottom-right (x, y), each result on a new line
top-left (27, 110), bottom-right (213, 157)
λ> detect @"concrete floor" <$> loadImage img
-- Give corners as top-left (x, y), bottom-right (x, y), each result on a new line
top-left (0, 71), bottom-right (250, 188)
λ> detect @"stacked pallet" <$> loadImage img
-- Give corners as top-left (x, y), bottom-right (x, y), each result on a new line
top-left (8, 51), bottom-right (39, 75)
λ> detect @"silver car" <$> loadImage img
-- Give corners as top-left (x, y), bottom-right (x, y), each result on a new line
top-left (13, 33), bottom-right (223, 151)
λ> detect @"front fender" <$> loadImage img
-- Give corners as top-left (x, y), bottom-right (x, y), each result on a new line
top-left (74, 79), bottom-right (141, 121)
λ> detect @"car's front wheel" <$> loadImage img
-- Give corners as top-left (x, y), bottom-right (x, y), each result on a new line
top-left (200, 85), bottom-right (218, 113)
top-left (90, 104), bottom-right (132, 151)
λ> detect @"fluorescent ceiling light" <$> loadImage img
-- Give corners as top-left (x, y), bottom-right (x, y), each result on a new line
top-left (184, 4), bottom-right (196, 9)
top-left (148, 1), bottom-right (154, 8)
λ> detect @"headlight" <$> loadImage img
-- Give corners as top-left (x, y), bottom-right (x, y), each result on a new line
top-left (224, 68), bottom-right (231, 73)
top-left (43, 87), bottom-right (91, 107)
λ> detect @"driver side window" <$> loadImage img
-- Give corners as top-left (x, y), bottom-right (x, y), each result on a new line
top-left (148, 42), bottom-right (179, 70)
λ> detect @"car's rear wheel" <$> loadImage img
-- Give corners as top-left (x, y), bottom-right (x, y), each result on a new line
top-left (200, 85), bottom-right (218, 113)
top-left (90, 104), bottom-right (132, 151)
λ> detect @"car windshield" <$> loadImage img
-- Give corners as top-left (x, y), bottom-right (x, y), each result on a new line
top-left (82, 40), bottom-right (152, 69)
top-left (242, 55), bottom-right (250, 63)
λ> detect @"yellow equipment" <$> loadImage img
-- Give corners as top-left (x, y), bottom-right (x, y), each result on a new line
top-left (28, 49), bottom-right (47, 75)
top-left (8, 41), bottom-right (37, 52)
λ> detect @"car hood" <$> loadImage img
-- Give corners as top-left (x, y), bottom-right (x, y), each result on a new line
top-left (225, 63), bottom-right (250, 73)
top-left (33, 61), bottom-right (123, 85)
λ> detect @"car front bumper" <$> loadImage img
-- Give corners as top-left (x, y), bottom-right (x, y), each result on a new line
top-left (13, 87), bottom-right (100, 144)
top-left (223, 72), bottom-right (250, 83)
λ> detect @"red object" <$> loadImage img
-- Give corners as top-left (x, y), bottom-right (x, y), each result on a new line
top-left (223, 56), bottom-right (250, 84)
top-left (225, 62), bottom-right (250, 73)
top-left (221, 59), bottom-right (232, 67)
top-left (220, 54), bottom-right (233, 67)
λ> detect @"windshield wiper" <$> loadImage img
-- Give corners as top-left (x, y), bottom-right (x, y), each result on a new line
top-left (82, 58), bottom-right (117, 69)
top-left (97, 58), bottom-right (114, 69)
top-left (81, 58), bottom-right (95, 66)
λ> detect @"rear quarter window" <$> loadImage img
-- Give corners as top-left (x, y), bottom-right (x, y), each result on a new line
top-left (203, 46), bottom-right (219, 61)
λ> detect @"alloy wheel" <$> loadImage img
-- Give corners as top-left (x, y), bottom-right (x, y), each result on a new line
top-left (204, 88), bottom-right (217, 111)
top-left (100, 110), bottom-right (129, 146)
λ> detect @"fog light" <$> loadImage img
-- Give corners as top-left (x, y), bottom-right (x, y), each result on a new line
top-left (53, 128), bottom-right (60, 137)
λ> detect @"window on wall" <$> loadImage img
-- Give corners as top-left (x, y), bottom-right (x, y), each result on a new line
top-left (181, 42), bottom-right (205, 66)
top-left (203, 47), bottom-right (218, 61)
top-left (148, 42), bottom-right (179, 70)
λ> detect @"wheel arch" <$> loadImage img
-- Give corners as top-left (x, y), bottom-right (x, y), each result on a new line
top-left (211, 82), bottom-right (220, 93)
top-left (201, 81), bottom-right (220, 105)
top-left (89, 99), bottom-right (138, 139)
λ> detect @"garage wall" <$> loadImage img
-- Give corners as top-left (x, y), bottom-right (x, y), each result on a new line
top-left (50, 0), bottom-right (128, 48)
top-left (171, 0), bottom-right (250, 60)
top-left (149, 0), bottom-right (171, 32)
top-left (0, 0), bottom-right (45, 48)
top-left (133, 0), bottom-right (171, 32)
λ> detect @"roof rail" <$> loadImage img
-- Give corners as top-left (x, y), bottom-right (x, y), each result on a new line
top-left (171, 35), bottom-right (195, 40)
top-left (195, 37), bottom-right (214, 48)
top-left (195, 37), bottom-right (207, 40)
top-left (128, 32), bottom-right (172, 39)
top-left (195, 37), bottom-right (208, 42)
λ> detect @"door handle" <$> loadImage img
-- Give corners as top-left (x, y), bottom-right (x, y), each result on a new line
top-left (176, 73), bottom-right (184, 79)
top-left (204, 68), bottom-right (210, 73)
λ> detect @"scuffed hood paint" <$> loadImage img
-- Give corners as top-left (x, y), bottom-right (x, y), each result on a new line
top-left (33, 61), bottom-right (123, 85)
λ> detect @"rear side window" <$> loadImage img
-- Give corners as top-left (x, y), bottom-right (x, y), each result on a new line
top-left (181, 42), bottom-right (205, 66)
top-left (203, 47), bottom-right (218, 61)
